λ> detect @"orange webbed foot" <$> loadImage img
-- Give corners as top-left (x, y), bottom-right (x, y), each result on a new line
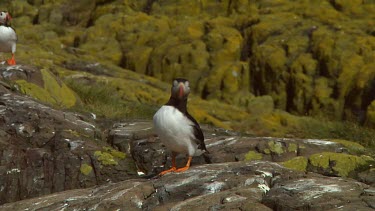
top-left (159, 153), bottom-right (177, 176)
top-left (158, 167), bottom-right (176, 176)
top-left (175, 166), bottom-right (190, 173)
top-left (175, 156), bottom-right (192, 173)
top-left (7, 55), bottom-right (16, 65)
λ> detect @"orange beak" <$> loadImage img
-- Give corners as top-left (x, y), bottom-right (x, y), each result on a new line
top-left (6, 13), bottom-right (11, 22)
top-left (179, 84), bottom-right (184, 98)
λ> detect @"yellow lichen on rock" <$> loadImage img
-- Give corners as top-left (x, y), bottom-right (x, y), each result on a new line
top-left (16, 80), bottom-right (54, 104)
top-left (80, 163), bottom-right (93, 176)
top-left (281, 156), bottom-right (308, 172)
top-left (16, 69), bottom-right (77, 108)
top-left (103, 146), bottom-right (126, 160)
top-left (309, 152), bottom-right (375, 177)
top-left (244, 151), bottom-right (263, 161)
top-left (330, 139), bottom-right (365, 154)
top-left (94, 151), bottom-right (118, 166)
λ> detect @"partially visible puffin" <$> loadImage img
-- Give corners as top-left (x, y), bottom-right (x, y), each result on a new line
top-left (0, 11), bottom-right (17, 65)
top-left (153, 78), bottom-right (208, 176)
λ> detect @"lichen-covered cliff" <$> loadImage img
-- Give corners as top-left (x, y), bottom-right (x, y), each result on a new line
top-left (1, 0), bottom-right (375, 137)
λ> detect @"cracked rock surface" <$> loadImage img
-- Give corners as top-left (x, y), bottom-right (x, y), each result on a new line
top-left (0, 91), bottom-right (136, 205)
top-left (1, 161), bottom-right (374, 210)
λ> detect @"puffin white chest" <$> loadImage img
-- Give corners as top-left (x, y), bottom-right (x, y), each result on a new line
top-left (0, 26), bottom-right (16, 53)
top-left (153, 105), bottom-right (198, 155)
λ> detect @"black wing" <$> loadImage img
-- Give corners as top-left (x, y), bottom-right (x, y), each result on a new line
top-left (185, 112), bottom-right (207, 151)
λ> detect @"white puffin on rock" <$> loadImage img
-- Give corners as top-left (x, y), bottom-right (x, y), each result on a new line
top-left (153, 78), bottom-right (209, 176)
top-left (0, 11), bottom-right (17, 65)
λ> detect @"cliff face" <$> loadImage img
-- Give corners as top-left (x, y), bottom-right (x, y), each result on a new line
top-left (0, 67), bottom-right (138, 205)
top-left (3, 0), bottom-right (375, 126)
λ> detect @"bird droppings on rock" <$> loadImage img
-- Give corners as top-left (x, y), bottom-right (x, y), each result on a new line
top-left (222, 195), bottom-right (247, 203)
top-left (6, 168), bottom-right (20, 175)
top-left (257, 170), bottom-right (273, 178)
top-left (303, 139), bottom-right (338, 146)
top-left (205, 181), bottom-right (225, 194)
top-left (281, 179), bottom-right (342, 201)
top-left (258, 184), bottom-right (270, 194)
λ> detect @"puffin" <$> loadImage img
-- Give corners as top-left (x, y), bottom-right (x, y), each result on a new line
top-left (153, 78), bottom-right (208, 175)
top-left (0, 11), bottom-right (17, 65)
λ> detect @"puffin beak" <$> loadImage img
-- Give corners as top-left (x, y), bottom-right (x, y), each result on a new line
top-left (6, 13), bottom-right (11, 22)
top-left (178, 83), bottom-right (184, 98)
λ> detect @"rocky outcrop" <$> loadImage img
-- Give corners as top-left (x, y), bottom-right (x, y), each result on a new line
top-left (114, 122), bottom-right (375, 182)
top-left (0, 85), bottom-right (136, 205)
top-left (0, 64), bottom-right (77, 108)
top-left (0, 161), bottom-right (374, 210)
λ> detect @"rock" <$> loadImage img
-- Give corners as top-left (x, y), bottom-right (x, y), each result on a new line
top-left (308, 152), bottom-right (374, 177)
top-left (115, 122), bottom-right (374, 181)
top-left (109, 121), bottom-right (154, 154)
top-left (0, 92), bottom-right (136, 205)
top-left (0, 64), bottom-right (78, 108)
top-left (127, 123), bottom-right (375, 181)
top-left (1, 160), bottom-right (374, 210)
top-left (80, 14), bottom-right (123, 65)
top-left (358, 168), bottom-right (375, 186)
top-left (263, 176), bottom-right (373, 210)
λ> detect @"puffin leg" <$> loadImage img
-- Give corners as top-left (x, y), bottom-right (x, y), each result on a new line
top-left (159, 152), bottom-right (177, 176)
top-left (7, 54), bottom-right (16, 65)
top-left (175, 156), bottom-right (192, 173)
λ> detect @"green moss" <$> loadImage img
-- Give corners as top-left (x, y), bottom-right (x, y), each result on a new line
top-left (16, 80), bottom-right (54, 104)
top-left (268, 141), bottom-right (284, 155)
top-left (80, 163), bottom-right (93, 176)
top-left (244, 151), bottom-right (263, 161)
top-left (281, 156), bottom-right (308, 172)
top-left (94, 146), bottom-right (127, 166)
top-left (94, 151), bottom-right (118, 166)
top-left (330, 139), bottom-right (365, 154)
top-left (239, 110), bottom-right (375, 149)
top-left (247, 95), bottom-right (274, 116)
top-left (309, 152), bottom-right (375, 177)
top-left (15, 69), bottom-right (76, 108)
top-left (288, 143), bottom-right (298, 153)
top-left (189, 105), bottom-right (232, 130)
top-left (41, 69), bottom-right (76, 108)
top-left (62, 129), bottom-right (90, 138)
top-left (66, 78), bottom-right (157, 119)
top-left (264, 149), bottom-right (271, 154)
top-left (103, 146), bottom-right (126, 159)
top-left (125, 47), bottom-right (153, 74)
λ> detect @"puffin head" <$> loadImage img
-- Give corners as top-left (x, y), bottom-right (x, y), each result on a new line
top-left (0, 12), bottom-right (11, 25)
top-left (171, 78), bottom-right (190, 100)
